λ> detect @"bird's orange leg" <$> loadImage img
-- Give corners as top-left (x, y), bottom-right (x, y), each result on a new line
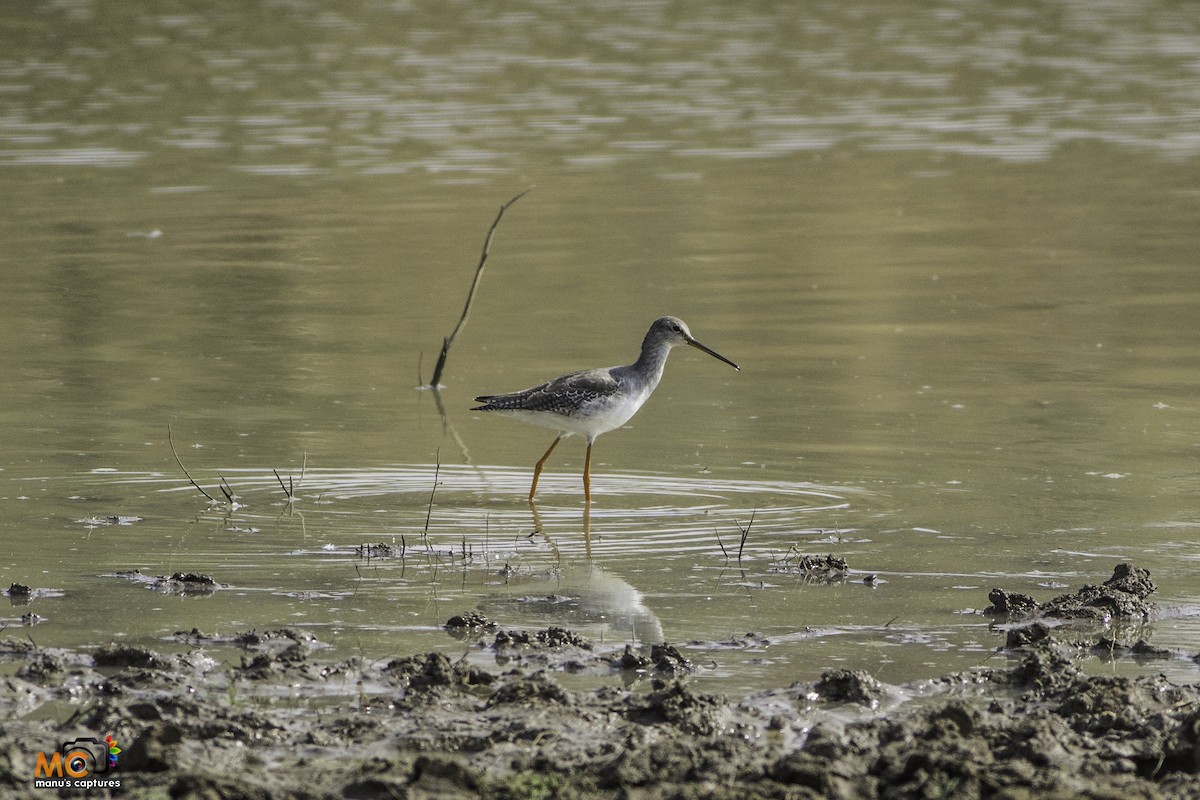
top-left (529, 435), bottom-right (562, 503)
top-left (583, 439), bottom-right (594, 504)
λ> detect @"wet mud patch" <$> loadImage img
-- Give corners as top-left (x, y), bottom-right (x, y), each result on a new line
top-left (1, 563), bottom-right (1197, 799)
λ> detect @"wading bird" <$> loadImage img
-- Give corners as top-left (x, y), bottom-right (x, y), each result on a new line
top-left (472, 316), bottom-right (739, 503)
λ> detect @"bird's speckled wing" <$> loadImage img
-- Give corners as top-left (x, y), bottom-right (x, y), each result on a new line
top-left (473, 368), bottom-right (619, 417)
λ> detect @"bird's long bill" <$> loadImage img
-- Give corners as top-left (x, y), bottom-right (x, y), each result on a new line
top-left (686, 336), bottom-right (740, 371)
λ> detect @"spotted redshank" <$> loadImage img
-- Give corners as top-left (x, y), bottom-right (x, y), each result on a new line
top-left (472, 316), bottom-right (739, 503)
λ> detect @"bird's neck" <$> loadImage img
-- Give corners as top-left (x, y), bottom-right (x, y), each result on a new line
top-left (630, 342), bottom-right (671, 387)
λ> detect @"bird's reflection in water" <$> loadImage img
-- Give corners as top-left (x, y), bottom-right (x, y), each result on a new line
top-left (480, 561), bottom-right (665, 646)
top-left (527, 499), bottom-right (590, 557)
top-left (484, 503), bottom-right (664, 646)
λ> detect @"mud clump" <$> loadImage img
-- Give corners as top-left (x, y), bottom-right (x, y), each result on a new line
top-left (385, 651), bottom-right (496, 697)
top-left (1004, 620), bottom-right (1054, 649)
top-left (990, 564), bottom-right (1170, 665)
top-left (486, 670), bottom-right (572, 707)
top-left (627, 678), bottom-right (729, 736)
top-left (986, 587), bottom-right (1040, 617)
top-left (92, 643), bottom-right (171, 670)
top-left (1092, 637), bottom-right (1173, 661)
top-left (986, 562), bottom-right (1156, 621)
top-left (813, 668), bottom-right (887, 707)
top-left (444, 610), bottom-right (498, 631)
top-left (229, 627), bottom-right (322, 650)
top-left (611, 643), bottom-right (696, 676)
top-left (121, 721), bottom-right (183, 772)
top-left (493, 625), bottom-right (592, 651)
top-left (649, 643), bottom-right (693, 674)
top-left (1043, 562), bottom-right (1156, 620)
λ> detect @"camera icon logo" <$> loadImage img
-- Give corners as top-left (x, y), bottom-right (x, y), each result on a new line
top-left (60, 738), bottom-right (113, 776)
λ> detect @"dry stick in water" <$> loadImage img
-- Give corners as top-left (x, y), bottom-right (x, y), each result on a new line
top-left (427, 188), bottom-right (531, 388)
top-left (423, 450), bottom-right (441, 538)
top-left (272, 469), bottom-right (292, 499)
top-left (167, 425), bottom-right (218, 503)
top-left (714, 528), bottom-right (730, 560)
top-left (218, 477), bottom-right (233, 504)
top-left (736, 510), bottom-right (756, 562)
top-left (272, 452), bottom-right (307, 500)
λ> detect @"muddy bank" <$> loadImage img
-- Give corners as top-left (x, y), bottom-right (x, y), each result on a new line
top-left (1, 564), bottom-right (1197, 799)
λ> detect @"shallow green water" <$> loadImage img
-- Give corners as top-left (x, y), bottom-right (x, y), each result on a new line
top-left (2, 0), bottom-right (1199, 693)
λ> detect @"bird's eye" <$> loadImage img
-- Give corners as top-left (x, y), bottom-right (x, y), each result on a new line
top-left (671, 324), bottom-right (681, 332)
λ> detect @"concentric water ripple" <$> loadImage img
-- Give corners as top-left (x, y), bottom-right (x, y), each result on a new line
top-left (92, 464), bottom-right (865, 562)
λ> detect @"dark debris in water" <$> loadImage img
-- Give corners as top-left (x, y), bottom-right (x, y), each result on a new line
top-left (77, 515), bottom-right (144, 526)
top-left (4, 583), bottom-right (66, 606)
top-left (355, 541), bottom-right (398, 558)
top-left (444, 611), bottom-right (498, 631)
top-left (693, 631), bottom-right (773, 650)
top-left (104, 569), bottom-right (223, 595)
top-left (770, 551), bottom-right (852, 582)
top-left (166, 572), bottom-right (217, 586)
